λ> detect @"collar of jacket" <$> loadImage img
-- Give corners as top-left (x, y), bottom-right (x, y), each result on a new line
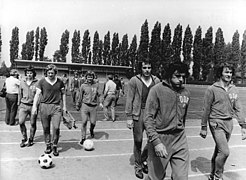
top-left (213, 81), bottom-right (234, 91)
top-left (23, 78), bottom-right (38, 83)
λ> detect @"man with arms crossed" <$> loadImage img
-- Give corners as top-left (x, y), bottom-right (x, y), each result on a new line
top-left (125, 60), bottom-right (160, 179)
top-left (200, 63), bottom-right (246, 180)
top-left (32, 64), bottom-right (67, 156)
top-left (144, 62), bottom-right (190, 180)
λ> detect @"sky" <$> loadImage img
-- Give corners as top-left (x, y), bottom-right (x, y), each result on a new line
top-left (1, 0), bottom-right (246, 67)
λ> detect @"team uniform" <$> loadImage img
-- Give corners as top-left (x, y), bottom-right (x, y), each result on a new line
top-left (37, 77), bottom-right (65, 150)
top-left (76, 80), bottom-right (100, 141)
top-left (18, 78), bottom-right (39, 147)
top-left (125, 74), bottom-right (160, 176)
top-left (201, 81), bottom-right (246, 179)
top-left (144, 80), bottom-right (190, 180)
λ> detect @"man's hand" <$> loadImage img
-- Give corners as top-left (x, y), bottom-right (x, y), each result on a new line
top-left (99, 103), bottom-right (103, 109)
top-left (126, 119), bottom-right (134, 129)
top-left (200, 129), bottom-right (207, 139)
top-left (241, 128), bottom-right (246, 140)
top-left (154, 143), bottom-right (168, 158)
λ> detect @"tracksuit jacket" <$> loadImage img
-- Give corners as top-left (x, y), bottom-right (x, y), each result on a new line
top-left (125, 74), bottom-right (160, 121)
top-left (18, 78), bottom-right (38, 105)
top-left (201, 81), bottom-right (246, 129)
top-left (144, 80), bottom-right (190, 146)
top-left (76, 80), bottom-right (100, 108)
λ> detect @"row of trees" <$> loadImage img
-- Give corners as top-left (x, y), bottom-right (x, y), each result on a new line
top-left (6, 20), bottom-right (246, 82)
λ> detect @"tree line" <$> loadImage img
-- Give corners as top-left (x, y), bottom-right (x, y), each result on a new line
top-left (3, 20), bottom-right (246, 82)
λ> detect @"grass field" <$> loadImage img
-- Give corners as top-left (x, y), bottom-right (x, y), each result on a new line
top-left (1, 80), bottom-right (246, 180)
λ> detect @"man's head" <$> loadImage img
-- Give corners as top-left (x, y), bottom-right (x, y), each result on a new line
top-left (215, 63), bottom-right (234, 83)
top-left (45, 64), bottom-right (57, 80)
top-left (138, 60), bottom-right (152, 77)
top-left (85, 70), bottom-right (95, 83)
top-left (24, 65), bottom-right (36, 79)
top-left (10, 69), bottom-right (19, 78)
top-left (108, 74), bottom-right (113, 80)
top-left (74, 71), bottom-right (79, 78)
top-left (165, 62), bottom-right (189, 90)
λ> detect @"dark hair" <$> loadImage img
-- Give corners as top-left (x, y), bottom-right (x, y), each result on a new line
top-left (108, 74), bottom-right (113, 80)
top-left (137, 59), bottom-right (152, 74)
top-left (164, 62), bottom-right (189, 80)
top-left (85, 70), bottom-right (95, 79)
top-left (215, 63), bottom-right (234, 79)
top-left (24, 65), bottom-right (36, 78)
top-left (44, 64), bottom-right (57, 76)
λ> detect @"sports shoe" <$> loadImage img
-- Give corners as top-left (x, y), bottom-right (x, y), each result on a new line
top-left (20, 139), bottom-right (27, 148)
top-left (135, 168), bottom-right (144, 179)
top-left (142, 161), bottom-right (148, 174)
top-left (53, 146), bottom-right (59, 156)
top-left (27, 138), bottom-right (34, 147)
top-left (79, 139), bottom-right (85, 146)
top-left (44, 144), bottom-right (52, 154)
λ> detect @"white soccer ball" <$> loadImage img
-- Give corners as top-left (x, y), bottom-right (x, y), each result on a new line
top-left (83, 139), bottom-right (94, 151)
top-left (38, 154), bottom-right (53, 169)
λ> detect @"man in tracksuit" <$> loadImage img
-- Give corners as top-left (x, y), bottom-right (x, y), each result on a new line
top-left (125, 60), bottom-right (160, 179)
top-left (76, 71), bottom-right (100, 145)
top-left (144, 62), bottom-right (190, 180)
top-left (18, 65), bottom-right (39, 147)
top-left (200, 63), bottom-right (246, 180)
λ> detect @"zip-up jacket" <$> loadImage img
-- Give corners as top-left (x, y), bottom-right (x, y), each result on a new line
top-left (76, 80), bottom-right (100, 108)
top-left (144, 80), bottom-right (190, 146)
top-left (125, 74), bottom-right (160, 120)
top-left (201, 81), bottom-right (246, 129)
top-left (18, 78), bottom-right (38, 105)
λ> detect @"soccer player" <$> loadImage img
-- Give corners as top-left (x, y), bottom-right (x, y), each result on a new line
top-left (125, 60), bottom-right (160, 179)
top-left (76, 71), bottom-right (100, 145)
top-left (18, 65), bottom-right (39, 147)
top-left (144, 62), bottom-right (190, 180)
top-left (113, 74), bottom-right (122, 106)
top-left (200, 63), bottom-right (246, 180)
top-left (32, 64), bottom-right (67, 156)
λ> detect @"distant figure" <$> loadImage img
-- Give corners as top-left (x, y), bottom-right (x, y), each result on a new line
top-left (18, 65), bottom-right (38, 147)
top-left (100, 74), bottom-right (116, 122)
top-left (113, 74), bottom-right (122, 106)
top-left (120, 77), bottom-right (125, 96)
top-left (5, 69), bottom-right (20, 126)
top-left (94, 74), bottom-right (99, 84)
top-left (76, 71), bottom-right (100, 145)
top-left (125, 60), bottom-right (160, 179)
top-left (70, 71), bottom-right (82, 107)
top-left (61, 73), bottom-right (69, 95)
top-left (200, 63), bottom-right (246, 180)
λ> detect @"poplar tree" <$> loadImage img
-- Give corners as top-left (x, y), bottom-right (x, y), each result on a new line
top-left (98, 40), bottom-right (103, 65)
top-left (149, 21), bottom-right (161, 74)
top-left (241, 30), bottom-right (246, 83)
top-left (201, 27), bottom-right (213, 81)
top-left (182, 25), bottom-right (193, 66)
top-left (129, 35), bottom-right (137, 73)
top-left (39, 27), bottom-right (48, 61)
top-left (82, 29), bottom-right (90, 64)
top-left (138, 19), bottom-right (149, 63)
top-left (92, 31), bottom-right (100, 64)
top-left (111, 32), bottom-right (119, 65)
top-left (26, 31), bottom-right (35, 60)
top-left (120, 34), bottom-right (129, 66)
top-left (172, 24), bottom-right (182, 63)
top-left (161, 23), bottom-right (172, 68)
top-left (231, 30), bottom-right (240, 71)
top-left (0, 27), bottom-right (2, 57)
top-left (214, 28), bottom-right (225, 67)
top-left (103, 31), bottom-right (110, 65)
top-left (10, 27), bottom-right (19, 66)
top-left (71, 30), bottom-right (81, 63)
top-left (34, 27), bottom-right (39, 61)
top-left (192, 26), bottom-right (203, 80)
top-left (59, 30), bottom-right (69, 62)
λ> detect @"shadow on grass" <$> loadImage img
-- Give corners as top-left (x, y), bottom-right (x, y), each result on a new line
top-left (191, 156), bottom-right (211, 175)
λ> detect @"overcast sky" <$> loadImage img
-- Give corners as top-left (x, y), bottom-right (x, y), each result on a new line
top-left (1, 0), bottom-right (246, 66)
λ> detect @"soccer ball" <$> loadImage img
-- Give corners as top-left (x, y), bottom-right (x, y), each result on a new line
top-left (83, 139), bottom-right (94, 151)
top-left (38, 154), bottom-right (53, 169)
